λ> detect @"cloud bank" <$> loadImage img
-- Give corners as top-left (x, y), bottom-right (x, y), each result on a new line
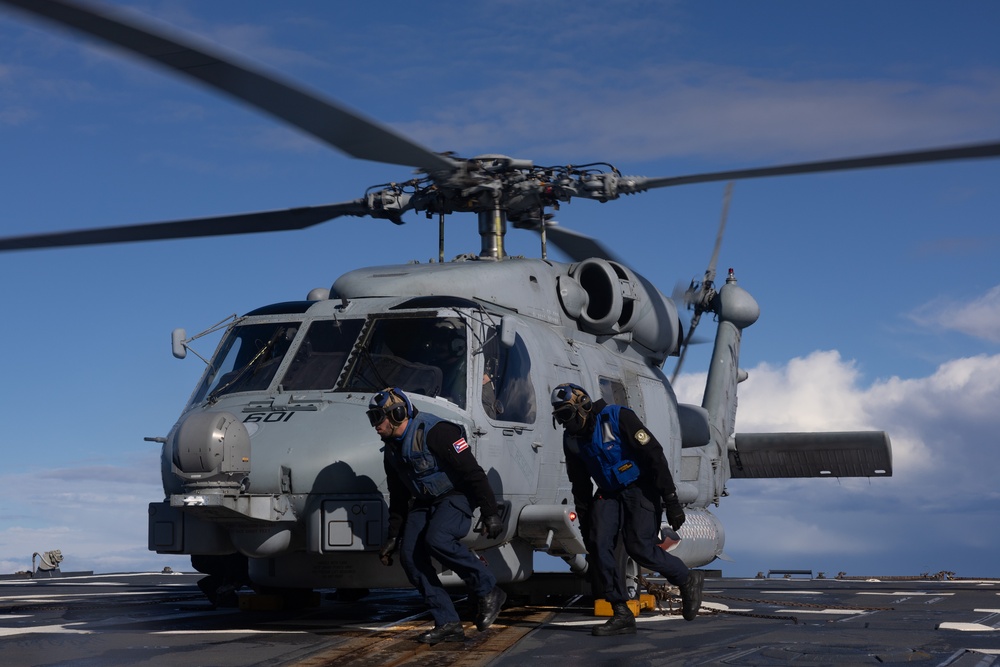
top-left (675, 346), bottom-right (1000, 577)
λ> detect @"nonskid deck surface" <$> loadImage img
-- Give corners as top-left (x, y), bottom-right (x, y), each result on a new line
top-left (1, 572), bottom-right (998, 666)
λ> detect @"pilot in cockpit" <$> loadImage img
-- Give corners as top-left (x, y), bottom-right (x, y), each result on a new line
top-left (422, 318), bottom-right (468, 407)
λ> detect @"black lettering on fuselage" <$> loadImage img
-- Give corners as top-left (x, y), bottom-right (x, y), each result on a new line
top-left (243, 412), bottom-right (296, 423)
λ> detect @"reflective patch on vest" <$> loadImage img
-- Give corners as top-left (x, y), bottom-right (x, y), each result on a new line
top-left (453, 437), bottom-right (469, 453)
top-left (602, 422), bottom-right (615, 443)
top-left (635, 429), bottom-right (651, 445)
top-left (618, 461), bottom-right (634, 474)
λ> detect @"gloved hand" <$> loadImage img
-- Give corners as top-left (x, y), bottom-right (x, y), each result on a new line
top-left (662, 492), bottom-right (686, 531)
top-left (481, 513), bottom-right (504, 540)
top-left (379, 537), bottom-right (398, 566)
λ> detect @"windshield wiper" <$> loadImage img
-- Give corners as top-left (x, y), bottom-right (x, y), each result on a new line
top-left (207, 327), bottom-right (287, 405)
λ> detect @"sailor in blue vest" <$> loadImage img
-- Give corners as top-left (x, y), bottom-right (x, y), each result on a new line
top-left (551, 383), bottom-right (705, 636)
top-left (369, 387), bottom-right (506, 644)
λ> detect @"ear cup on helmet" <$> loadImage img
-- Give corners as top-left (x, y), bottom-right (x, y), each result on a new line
top-left (389, 404), bottom-right (408, 423)
top-left (393, 387), bottom-right (414, 418)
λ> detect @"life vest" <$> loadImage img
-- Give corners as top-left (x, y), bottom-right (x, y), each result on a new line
top-left (572, 405), bottom-right (641, 492)
top-left (386, 413), bottom-right (456, 499)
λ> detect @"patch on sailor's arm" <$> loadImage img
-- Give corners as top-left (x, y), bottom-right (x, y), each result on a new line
top-left (452, 437), bottom-right (469, 453)
top-left (634, 429), bottom-right (651, 445)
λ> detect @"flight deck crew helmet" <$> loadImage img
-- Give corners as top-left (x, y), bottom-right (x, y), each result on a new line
top-left (367, 387), bottom-right (414, 428)
top-left (550, 383), bottom-right (592, 434)
top-left (428, 318), bottom-right (466, 358)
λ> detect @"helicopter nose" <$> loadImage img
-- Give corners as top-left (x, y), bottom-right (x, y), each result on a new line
top-left (171, 411), bottom-right (251, 483)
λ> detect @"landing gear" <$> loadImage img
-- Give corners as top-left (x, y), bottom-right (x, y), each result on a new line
top-left (191, 553), bottom-right (249, 608)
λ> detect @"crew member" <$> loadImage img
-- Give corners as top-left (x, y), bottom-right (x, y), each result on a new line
top-left (423, 318), bottom-right (467, 406)
top-left (370, 387), bottom-right (506, 644)
top-left (551, 383), bottom-right (704, 636)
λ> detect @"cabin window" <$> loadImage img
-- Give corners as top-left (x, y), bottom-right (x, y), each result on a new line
top-left (599, 377), bottom-right (629, 406)
top-left (341, 315), bottom-right (469, 408)
top-left (281, 319), bottom-right (364, 391)
top-left (482, 329), bottom-right (537, 424)
top-left (193, 321), bottom-right (301, 404)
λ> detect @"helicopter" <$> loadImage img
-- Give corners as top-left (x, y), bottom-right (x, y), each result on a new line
top-left (2, 0), bottom-right (998, 602)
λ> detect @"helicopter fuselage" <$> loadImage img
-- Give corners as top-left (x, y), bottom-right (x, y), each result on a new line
top-left (148, 256), bottom-right (728, 591)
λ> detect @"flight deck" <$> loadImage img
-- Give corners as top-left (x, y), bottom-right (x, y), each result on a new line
top-left (2, 571), bottom-right (998, 666)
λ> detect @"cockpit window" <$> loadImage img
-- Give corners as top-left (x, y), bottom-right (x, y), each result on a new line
top-left (482, 328), bottom-right (536, 424)
top-left (341, 316), bottom-right (468, 408)
top-left (192, 321), bottom-right (300, 404)
top-left (282, 319), bottom-right (364, 391)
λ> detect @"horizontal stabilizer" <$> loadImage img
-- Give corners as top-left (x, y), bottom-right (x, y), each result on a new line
top-left (730, 431), bottom-right (892, 478)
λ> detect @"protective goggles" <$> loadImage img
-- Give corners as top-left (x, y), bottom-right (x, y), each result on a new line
top-left (551, 404), bottom-right (578, 425)
top-left (366, 407), bottom-right (390, 426)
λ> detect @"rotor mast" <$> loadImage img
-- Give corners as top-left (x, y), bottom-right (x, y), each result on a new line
top-left (479, 207), bottom-right (508, 260)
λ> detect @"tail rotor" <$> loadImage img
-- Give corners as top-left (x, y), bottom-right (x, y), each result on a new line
top-left (672, 182), bottom-right (733, 383)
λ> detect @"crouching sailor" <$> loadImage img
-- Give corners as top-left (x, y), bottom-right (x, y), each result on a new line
top-left (551, 383), bottom-right (705, 636)
top-left (369, 387), bottom-right (506, 644)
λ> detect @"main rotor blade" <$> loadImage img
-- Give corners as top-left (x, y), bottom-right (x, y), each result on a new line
top-left (540, 225), bottom-right (623, 264)
top-left (635, 140), bottom-right (1000, 190)
top-left (0, 0), bottom-right (457, 176)
top-left (0, 201), bottom-right (367, 251)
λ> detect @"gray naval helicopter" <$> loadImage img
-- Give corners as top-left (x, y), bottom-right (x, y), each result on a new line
top-left (3, 0), bottom-right (999, 605)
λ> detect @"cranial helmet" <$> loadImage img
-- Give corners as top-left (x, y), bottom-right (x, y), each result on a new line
top-left (550, 383), bottom-right (593, 433)
top-left (367, 387), bottom-right (414, 428)
top-left (432, 318), bottom-right (466, 357)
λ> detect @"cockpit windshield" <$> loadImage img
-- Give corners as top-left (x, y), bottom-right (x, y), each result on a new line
top-left (282, 319), bottom-right (364, 391)
top-left (191, 318), bottom-right (367, 405)
top-left (190, 314), bottom-right (473, 408)
top-left (342, 316), bottom-right (469, 408)
top-left (192, 321), bottom-right (301, 404)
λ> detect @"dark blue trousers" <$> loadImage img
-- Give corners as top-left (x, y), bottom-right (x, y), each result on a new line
top-left (591, 485), bottom-right (690, 603)
top-left (399, 494), bottom-right (496, 625)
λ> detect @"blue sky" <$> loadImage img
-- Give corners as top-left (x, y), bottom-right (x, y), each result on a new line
top-left (0, 1), bottom-right (998, 579)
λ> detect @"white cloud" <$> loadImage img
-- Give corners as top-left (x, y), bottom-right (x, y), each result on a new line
top-left (736, 351), bottom-right (873, 432)
top-left (909, 284), bottom-right (1000, 343)
top-left (687, 349), bottom-right (1000, 576)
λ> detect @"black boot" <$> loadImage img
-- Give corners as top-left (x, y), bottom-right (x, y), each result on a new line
top-left (679, 570), bottom-right (704, 621)
top-left (592, 601), bottom-right (636, 636)
top-left (475, 586), bottom-right (507, 631)
top-left (417, 621), bottom-right (465, 644)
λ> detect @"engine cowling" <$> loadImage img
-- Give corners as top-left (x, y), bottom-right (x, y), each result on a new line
top-left (558, 258), bottom-right (681, 362)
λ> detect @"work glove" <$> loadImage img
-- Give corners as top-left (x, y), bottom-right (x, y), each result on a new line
top-left (662, 492), bottom-right (686, 531)
top-left (379, 537), bottom-right (398, 566)
top-left (481, 513), bottom-right (504, 540)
